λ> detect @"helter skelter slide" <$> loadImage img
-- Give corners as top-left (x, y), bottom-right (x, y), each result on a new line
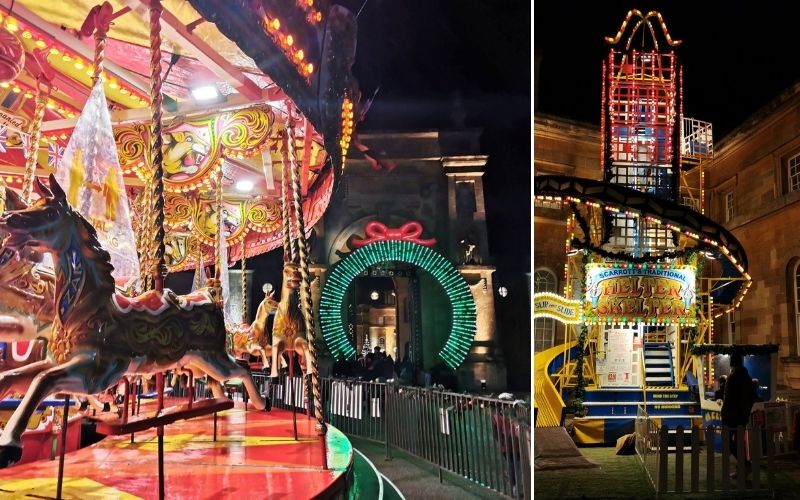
top-left (534, 9), bottom-right (755, 445)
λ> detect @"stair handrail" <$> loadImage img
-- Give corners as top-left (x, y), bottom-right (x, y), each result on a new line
top-left (668, 340), bottom-right (676, 388)
top-left (640, 342), bottom-right (648, 405)
top-left (534, 341), bottom-right (577, 427)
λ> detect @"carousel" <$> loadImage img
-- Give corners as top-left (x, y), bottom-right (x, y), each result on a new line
top-left (0, 0), bottom-right (358, 497)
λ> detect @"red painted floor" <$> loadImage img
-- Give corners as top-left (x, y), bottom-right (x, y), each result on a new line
top-left (0, 401), bottom-right (353, 499)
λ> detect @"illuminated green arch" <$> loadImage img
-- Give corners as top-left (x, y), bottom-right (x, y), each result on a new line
top-left (320, 240), bottom-right (477, 369)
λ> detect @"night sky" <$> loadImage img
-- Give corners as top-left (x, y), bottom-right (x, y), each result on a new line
top-left (535, 1), bottom-right (800, 139)
top-left (336, 0), bottom-right (532, 274)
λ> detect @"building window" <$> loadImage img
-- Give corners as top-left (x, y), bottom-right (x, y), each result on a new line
top-left (724, 191), bottom-right (734, 222)
top-left (789, 153), bottom-right (800, 193)
top-left (534, 269), bottom-right (557, 352)
top-left (794, 261), bottom-right (800, 354)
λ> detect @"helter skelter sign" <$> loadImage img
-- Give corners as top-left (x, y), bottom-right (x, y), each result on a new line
top-left (584, 264), bottom-right (696, 326)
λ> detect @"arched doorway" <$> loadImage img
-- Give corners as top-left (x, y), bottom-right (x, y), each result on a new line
top-left (320, 240), bottom-right (477, 369)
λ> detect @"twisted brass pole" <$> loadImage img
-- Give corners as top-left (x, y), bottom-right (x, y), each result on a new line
top-left (280, 142), bottom-right (295, 263)
top-left (92, 31), bottom-right (106, 85)
top-left (138, 185), bottom-right (154, 292)
top-left (286, 120), bottom-right (325, 434)
top-left (0, 176), bottom-right (6, 213)
top-left (215, 165), bottom-right (224, 282)
top-left (21, 85), bottom-right (48, 203)
top-left (241, 240), bottom-right (248, 324)
top-left (194, 235), bottom-right (204, 290)
top-left (148, 0), bottom-right (167, 292)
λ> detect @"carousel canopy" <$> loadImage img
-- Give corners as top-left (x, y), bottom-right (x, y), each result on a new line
top-left (0, 0), bottom-right (358, 270)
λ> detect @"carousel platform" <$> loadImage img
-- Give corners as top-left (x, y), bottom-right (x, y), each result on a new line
top-left (0, 401), bottom-right (353, 499)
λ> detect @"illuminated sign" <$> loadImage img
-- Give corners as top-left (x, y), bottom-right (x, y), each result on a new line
top-left (533, 292), bottom-right (582, 324)
top-left (584, 265), bottom-right (696, 325)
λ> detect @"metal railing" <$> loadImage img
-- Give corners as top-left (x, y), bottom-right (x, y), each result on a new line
top-left (251, 373), bottom-right (531, 499)
top-left (635, 404), bottom-right (660, 488)
top-left (533, 342), bottom-right (573, 427)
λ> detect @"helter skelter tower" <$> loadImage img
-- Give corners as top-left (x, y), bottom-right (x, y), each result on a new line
top-left (591, 9), bottom-right (690, 390)
top-left (534, 10), bottom-right (751, 441)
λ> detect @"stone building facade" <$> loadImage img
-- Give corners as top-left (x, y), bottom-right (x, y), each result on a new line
top-left (533, 114), bottom-right (599, 351)
top-left (704, 83), bottom-right (800, 389)
top-left (311, 129), bottom-right (507, 391)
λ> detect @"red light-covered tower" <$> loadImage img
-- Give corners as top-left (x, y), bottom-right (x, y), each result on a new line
top-left (602, 10), bottom-right (682, 256)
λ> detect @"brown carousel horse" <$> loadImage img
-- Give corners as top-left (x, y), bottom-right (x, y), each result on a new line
top-left (0, 175), bottom-right (265, 467)
top-left (269, 262), bottom-right (312, 379)
top-left (229, 284), bottom-right (279, 365)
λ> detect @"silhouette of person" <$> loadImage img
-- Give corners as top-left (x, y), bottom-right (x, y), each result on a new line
top-left (721, 353), bottom-right (757, 472)
top-left (714, 375), bottom-right (727, 401)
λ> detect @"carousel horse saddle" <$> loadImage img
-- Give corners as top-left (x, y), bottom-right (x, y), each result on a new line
top-left (111, 289), bottom-right (216, 315)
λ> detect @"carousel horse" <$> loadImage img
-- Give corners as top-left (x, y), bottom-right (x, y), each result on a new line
top-left (0, 189), bottom-right (58, 402)
top-left (0, 189), bottom-right (129, 412)
top-left (229, 284), bottom-right (279, 365)
top-left (0, 187), bottom-right (56, 341)
top-left (269, 262), bottom-right (312, 379)
top-left (0, 175), bottom-right (265, 467)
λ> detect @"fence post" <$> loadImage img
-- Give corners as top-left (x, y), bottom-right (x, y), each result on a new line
top-left (750, 424), bottom-right (762, 490)
top-left (385, 384), bottom-right (392, 460)
top-left (767, 427), bottom-right (776, 491)
top-left (675, 426), bottom-right (684, 493)
top-left (657, 426), bottom-right (668, 495)
top-left (721, 426), bottom-right (730, 492)
top-left (690, 426), bottom-right (699, 493)
top-left (735, 426), bottom-right (746, 491)
top-left (705, 426), bottom-right (714, 493)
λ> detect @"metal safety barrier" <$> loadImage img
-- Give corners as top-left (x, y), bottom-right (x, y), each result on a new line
top-left (251, 373), bottom-right (531, 499)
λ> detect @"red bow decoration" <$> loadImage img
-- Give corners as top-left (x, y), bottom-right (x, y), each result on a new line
top-left (351, 221), bottom-right (437, 248)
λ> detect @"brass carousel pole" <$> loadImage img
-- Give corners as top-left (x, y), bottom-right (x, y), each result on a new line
top-left (281, 142), bottom-right (296, 263)
top-left (21, 80), bottom-right (49, 204)
top-left (148, 0), bottom-right (167, 294)
top-left (278, 125), bottom-right (299, 439)
top-left (241, 240), bottom-right (248, 324)
top-left (194, 236), bottom-right (204, 290)
top-left (147, 2), bottom-right (167, 499)
top-left (215, 164), bottom-right (226, 282)
top-left (286, 112), bottom-right (325, 436)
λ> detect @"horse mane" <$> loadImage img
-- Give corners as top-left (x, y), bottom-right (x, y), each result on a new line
top-left (70, 206), bottom-right (116, 288)
top-left (285, 290), bottom-right (305, 331)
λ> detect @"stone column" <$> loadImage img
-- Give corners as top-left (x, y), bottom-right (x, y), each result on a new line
top-left (457, 265), bottom-right (506, 392)
top-left (443, 155), bottom-right (490, 264)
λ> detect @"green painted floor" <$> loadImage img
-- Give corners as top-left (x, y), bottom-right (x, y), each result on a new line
top-left (350, 449), bottom-right (383, 499)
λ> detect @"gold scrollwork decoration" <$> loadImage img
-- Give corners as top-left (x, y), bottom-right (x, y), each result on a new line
top-left (164, 193), bottom-right (193, 227)
top-left (114, 124), bottom-right (149, 173)
top-left (219, 107), bottom-right (273, 152)
top-left (247, 200), bottom-right (281, 233)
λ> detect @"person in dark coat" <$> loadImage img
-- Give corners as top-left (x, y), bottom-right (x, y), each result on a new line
top-left (721, 353), bottom-right (757, 470)
top-left (714, 375), bottom-right (727, 401)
